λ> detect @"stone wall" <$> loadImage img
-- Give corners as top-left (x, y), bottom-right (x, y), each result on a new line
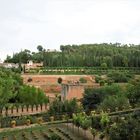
top-left (61, 83), bottom-right (100, 101)
top-left (0, 104), bottom-right (49, 117)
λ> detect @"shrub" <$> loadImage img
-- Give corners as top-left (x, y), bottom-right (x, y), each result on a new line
top-left (26, 119), bottom-right (31, 126)
top-left (99, 80), bottom-right (105, 86)
top-left (100, 63), bottom-right (107, 68)
top-left (95, 75), bottom-right (102, 83)
top-left (11, 120), bottom-right (16, 128)
top-left (57, 77), bottom-right (63, 84)
top-left (79, 77), bottom-right (87, 83)
top-left (107, 72), bottom-right (132, 83)
top-left (107, 79), bottom-right (114, 85)
top-left (98, 95), bottom-right (130, 112)
top-left (99, 131), bottom-right (105, 140)
top-left (90, 128), bottom-right (97, 140)
top-left (109, 117), bottom-right (140, 140)
top-left (27, 77), bottom-right (32, 82)
top-left (37, 117), bottom-right (43, 124)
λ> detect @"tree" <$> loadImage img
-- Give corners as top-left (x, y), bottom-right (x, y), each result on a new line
top-left (57, 77), bottom-right (63, 84)
top-left (100, 63), bottom-right (107, 68)
top-left (37, 45), bottom-right (43, 52)
top-left (109, 117), bottom-right (140, 140)
top-left (82, 88), bottom-right (102, 111)
top-left (99, 95), bottom-right (130, 112)
top-left (107, 72), bottom-right (132, 83)
top-left (127, 79), bottom-right (140, 106)
top-left (5, 43), bottom-right (140, 67)
top-left (82, 84), bottom-right (123, 112)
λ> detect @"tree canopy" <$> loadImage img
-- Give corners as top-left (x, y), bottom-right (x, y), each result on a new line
top-left (0, 67), bottom-right (48, 106)
top-left (5, 43), bottom-right (140, 67)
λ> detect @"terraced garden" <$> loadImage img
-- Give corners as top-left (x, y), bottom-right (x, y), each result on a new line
top-left (0, 123), bottom-right (89, 140)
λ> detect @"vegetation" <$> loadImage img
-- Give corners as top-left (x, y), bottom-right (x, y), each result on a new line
top-left (79, 77), bottom-right (87, 83)
top-left (48, 98), bottom-right (82, 117)
top-left (57, 77), bottom-right (63, 84)
top-left (82, 84), bottom-right (122, 111)
top-left (107, 71), bottom-right (134, 83)
top-left (5, 43), bottom-right (140, 67)
top-left (0, 67), bottom-right (48, 106)
top-left (1, 43), bottom-right (140, 139)
top-left (0, 124), bottom-right (81, 140)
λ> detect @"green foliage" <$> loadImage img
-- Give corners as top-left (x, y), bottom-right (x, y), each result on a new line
top-left (95, 75), bottom-right (102, 83)
top-left (81, 117), bottom-right (91, 130)
top-left (79, 77), bottom-right (87, 83)
top-left (91, 115), bottom-right (101, 129)
top-left (109, 117), bottom-right (140, 140)
top-left (5, 49), bottom-right (31, 63)
top-left (5, 43), bottom-right (140, 67)
top-left (90, 128), bottom-right (97, 139)
top-left (82, 84), bottom-right (123, 111)
top-left (99, 94), bottom-right (130, 112)
top-left (100, 63), bottom-right (107, 68)
top-left (106, 79), bottom-right (114, 85)
top-left (99, 131), bottom-right (105, 140)
top-left (0, 68), bottom-right (23, 105)
top-left (17, 85), bottom-right (48, 105)
top-left (50, 133), bottom-right (61, 140)
top-left (99, 80), bottom-right (105, 86)
top-left (107, 71), bottom-right (133, 83)
top-left (100, 111), bottom-right (110, 128)
top-left (73, 112), bottom-right (91, 130)
top-left (49, 98), bottom-right (82, 116)
top-left (127, 79), bottom-right (140, 106)
top-left (0, 67), bottom-right (48, 106)
top-left (82, 88), bottom-right (102, 111)
top-left (37, 45), bottom-right (43, 52)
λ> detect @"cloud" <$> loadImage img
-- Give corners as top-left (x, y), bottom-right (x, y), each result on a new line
top-left (0, 0), bottom-right (140, 60)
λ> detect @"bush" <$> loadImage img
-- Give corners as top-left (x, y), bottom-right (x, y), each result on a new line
top-left (107, 79), bottom-right (114, 85)
top-left (95, 75), bottom-right (102, 83)
top-left (107, 72), bottom-right (132, 83)
top-left (100, 63), bottom-right (107, 68)
top-left (99, 80), bottom-right (105, 86)
top-left (79, 77), bottom-right (87, 83)
top-left (109, 117), bottom-right (140, 140)
top-left (99, 131), bottom-right (105, 140)
top-left (57, 77), bottom-right (63, 84)
top-left (98, 95), bottom-right (130, 112)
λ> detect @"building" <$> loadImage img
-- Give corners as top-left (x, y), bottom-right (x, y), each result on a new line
top-left (0, 63), bottom-right (19, 68)
top-left (61, 82), bottom-right (100, 101)
top-left (24, 60), bottom-right (43, 70)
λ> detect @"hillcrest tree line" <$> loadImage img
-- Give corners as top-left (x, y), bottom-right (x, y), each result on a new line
top-left (5, 43), bottom-right (140, 67)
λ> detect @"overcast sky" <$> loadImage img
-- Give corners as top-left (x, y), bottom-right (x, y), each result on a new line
top-left (0, 0), bottom-right (140, 60)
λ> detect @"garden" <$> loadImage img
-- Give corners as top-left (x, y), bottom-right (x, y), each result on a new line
top-left (0, 67), bottom-right (140, 140)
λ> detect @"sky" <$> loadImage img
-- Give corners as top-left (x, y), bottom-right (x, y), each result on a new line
top-left (0, 0), bottom-right (140, 61)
